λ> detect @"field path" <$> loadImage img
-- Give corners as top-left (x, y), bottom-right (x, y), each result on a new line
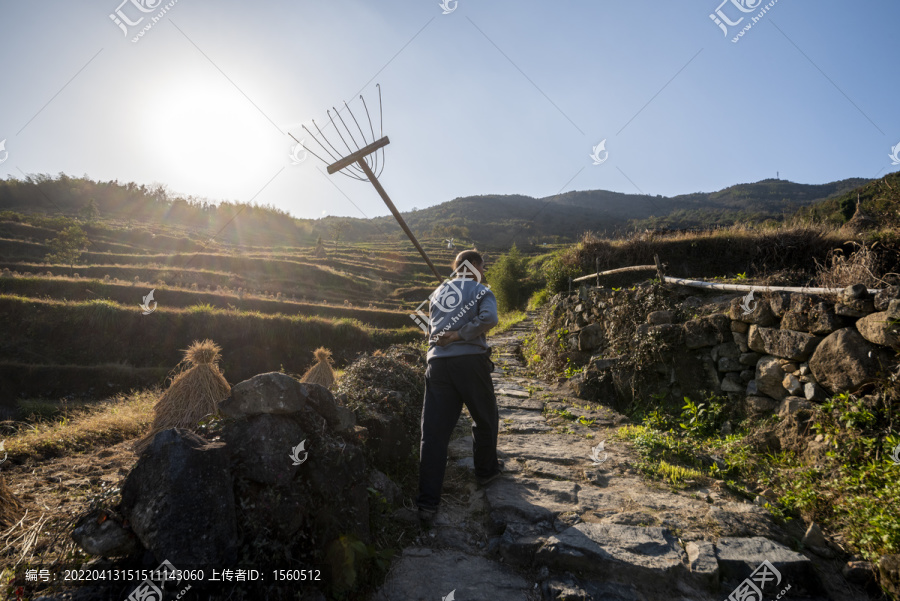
top-left (370, 313), bottom-right (850, 601)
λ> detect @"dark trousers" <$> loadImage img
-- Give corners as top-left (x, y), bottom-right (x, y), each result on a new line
top-left (416, 353), bottom-right (499, 510)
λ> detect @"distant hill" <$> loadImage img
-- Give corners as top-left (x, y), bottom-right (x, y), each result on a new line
top-left (795, 171), bottom-right (900, 230)
top-left (0, 174), bottom-right (870, 250)
top-left (373, 177), bottom-right (868, 247)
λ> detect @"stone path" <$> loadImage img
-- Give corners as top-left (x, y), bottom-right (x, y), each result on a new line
top-left (372, 314), bottom-right (860, 601)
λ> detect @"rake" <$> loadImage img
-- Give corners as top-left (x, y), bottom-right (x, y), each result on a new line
top-left (291, 85), bottom-right (443, 283)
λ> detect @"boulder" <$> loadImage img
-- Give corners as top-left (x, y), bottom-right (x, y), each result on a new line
top-left (686, 540), bottom-right (719, 590)
top-left (803, 382), bottom-right (828, 402)
top-left (748, 326), bottom-right (821, 361)
top-left (874, 286), bottom-right (900, 311)
top-left (841, 284), bottom-right (869, 302)
top-left (777, 397), bottom-right (813, 417)
top-left (535, 524), bottom-right (688, 581)
top-left (729, 297), bottom-right (776, 325)
top-left (878, 554), bottom-right (900, 599)
top-left (809, 328), bottom-right (889, 393)
top-left (368, 469), bottom-right (403, 506)
top-left (780, 311), bottom-right (808, 332)
top-left (72, 510), bottom-right (141, 557)
top-left (578, 323), bottom-right (604, 352)
top-left (121, 429), bottom-right (238, 567)
top-left (782, 374), bottom-right (803, 396)
top-left (808, 302), bottom-right (842, 336)
top-left (220, 413), bottom-right (308, 487)
top-left (684, 314), bottom-right (729, 349)
top-left (720, 374), bottom-right (744, 393)
top-left (220, 372), bottom-right (311, 417)
top-left (856, 311), bottom-right (900, 350)
top-left (715, 537), bottom-right (824, 596)
top-left (360, 412), bottom-right (411, 469)
top-left (717, 357), bottom-right (742, 373)
top-left (733, 331), bottom-right (749, 352)
top-left (731, 320), bottom-right (750, 333)
top-left (746, 395), bottom-right (776, 417)
top-left (739, 352), bottom-right (761, 366)
top-left (755, 356), bottom-right (787, 401)
top-left (767, 292), bottom-right (791, 318)
top-left (646, 310), bottom-right (673, 324)
top-left (711, 342), bottom-right (740, 362)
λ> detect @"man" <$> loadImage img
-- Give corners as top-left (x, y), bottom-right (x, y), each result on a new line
top-left (416, 249), bottom-right (501, 527)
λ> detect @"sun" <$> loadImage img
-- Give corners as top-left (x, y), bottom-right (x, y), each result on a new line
top-left (140, 79), bottom-right (285, 196)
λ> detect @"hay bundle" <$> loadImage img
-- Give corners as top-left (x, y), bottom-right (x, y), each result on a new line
top-left (300, 347), bottom-right (336, 389)
top-left (0, 475), bottom-right (23, 529)
top-left (134, 339), bottom-right (231, 453)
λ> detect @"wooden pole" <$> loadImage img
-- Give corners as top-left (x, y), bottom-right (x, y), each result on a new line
top-left (355, 159), bottom-right (443, 283)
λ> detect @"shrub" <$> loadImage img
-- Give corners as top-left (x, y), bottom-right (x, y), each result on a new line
top-left (487, 243), bottom-right (529, 313)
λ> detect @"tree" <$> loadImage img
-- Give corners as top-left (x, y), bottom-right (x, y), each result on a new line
top-left (487, 244), bottom-right (528, 313)
top-left (45, 225), bottom-right (90, 269)
top-left (78, 198), bottom-right (99, 222)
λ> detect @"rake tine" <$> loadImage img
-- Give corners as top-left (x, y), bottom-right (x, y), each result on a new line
top-left (360, 95), bottom-right (379, 175)
top-left (296, 127), bottom-right (366, 181)
top-left (327, 109), bottom-right (368, 180)
top-left (315, 117), bottom-right (367, 180)
top-left (345, 100), bottom-right (377, 173)
top-left (333, 105), bottom-right (364, 155)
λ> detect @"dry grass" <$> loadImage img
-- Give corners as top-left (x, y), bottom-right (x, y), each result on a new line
top-left (3, 391), bottom-right (156, 459)
top-left (814, 241), bottom-right (891, 289)
top-left (134, 339), bottom-right (230, 453)
top-left (300, 347), bottom-right (336, 389)
top-left (0, 476), bottom-right (22, 530)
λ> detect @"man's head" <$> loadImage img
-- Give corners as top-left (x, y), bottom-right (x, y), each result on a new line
top-left (452, 249), bottom-right (485, 279)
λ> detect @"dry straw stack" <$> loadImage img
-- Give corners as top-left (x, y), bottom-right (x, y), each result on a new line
top-left (134, 339), bottom-right (231, 453)
top-left (0, 475), bottom-right (22, 529)
top-left (300, 347), bottom-right (336, 389)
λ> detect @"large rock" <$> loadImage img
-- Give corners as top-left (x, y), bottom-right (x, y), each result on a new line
top-left (684, 314), bottom-right (730, 349)
top-left (220, 372), bottom-right (312, 417)
top-left (809, 328), bottom-right (889, 393)
top-left (715, 537), bottom-right (824, 596)
top-left (748, 326), bottom-right (821, 361)
top-left (856, 310), bottom-right (900, 349)
top-left (359, 411), bottom-right (411, 469)
top-left (730, 296), bottom-right (776, 326)
top-left (578, 323), bottom-right (604, 352)
top-left (72, 510), bottom-right (140, 557)
top-left (121, 429), bottom-right (238, 567)
top-left (755, 356), bottom-right (787, 401)
top-left (220, 413), bottom-right (308, 487)
top-left (808, 302), bottom-right (843, 336)
top-left (535, 524), bottom-right (688, 582)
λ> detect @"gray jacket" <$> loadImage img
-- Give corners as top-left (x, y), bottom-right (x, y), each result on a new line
top-left (427, 278), bottom-right (498, 362)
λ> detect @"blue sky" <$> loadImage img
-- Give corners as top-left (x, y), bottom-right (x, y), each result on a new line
top-left (1, 0), bottom-right (898, 220)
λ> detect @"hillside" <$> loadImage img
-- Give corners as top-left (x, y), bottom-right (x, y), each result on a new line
top-left (0, 174), bottom-right (869, 250)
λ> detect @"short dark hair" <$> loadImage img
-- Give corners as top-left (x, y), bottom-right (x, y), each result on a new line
top-left (453, 249), bottom-right (483, 270)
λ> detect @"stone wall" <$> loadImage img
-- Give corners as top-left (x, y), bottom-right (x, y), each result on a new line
top-left (547, 283), bottom-right (900, 415)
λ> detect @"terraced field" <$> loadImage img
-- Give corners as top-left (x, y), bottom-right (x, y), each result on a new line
top-left (0, 215), bottom-right (474, 413)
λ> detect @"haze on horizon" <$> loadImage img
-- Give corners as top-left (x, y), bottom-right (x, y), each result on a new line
top-left (1, 0), bottom-right (898, 221)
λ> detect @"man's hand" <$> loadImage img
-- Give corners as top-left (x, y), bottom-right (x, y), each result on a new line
top-left (432, 330), bottom-right (462, 347)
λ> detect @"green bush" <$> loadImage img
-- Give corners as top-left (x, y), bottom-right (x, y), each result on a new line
top-left (487, 244), bottom-right (529, 313)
